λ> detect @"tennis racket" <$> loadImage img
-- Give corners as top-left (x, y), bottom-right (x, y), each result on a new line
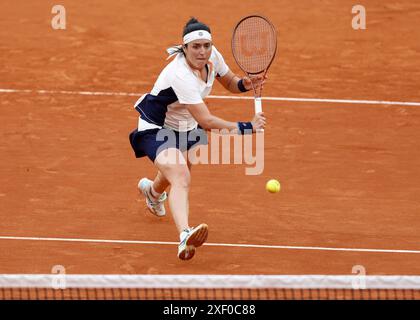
top-left (232, 15), bottom-right (277, 117)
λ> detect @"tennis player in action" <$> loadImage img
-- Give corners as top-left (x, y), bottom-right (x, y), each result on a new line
top-left (129, 18), bottom-right (266, 260)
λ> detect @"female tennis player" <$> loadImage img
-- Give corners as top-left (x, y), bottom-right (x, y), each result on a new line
top-left (129, 18), bottom-right (266, 260)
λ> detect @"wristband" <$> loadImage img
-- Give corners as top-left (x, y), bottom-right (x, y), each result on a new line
top-left (238, 79), bottom-right (250, 92)
top-left (237, 122), bottom-right (253, 134)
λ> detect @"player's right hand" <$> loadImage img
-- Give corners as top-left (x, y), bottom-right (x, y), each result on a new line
top-left (251, 112), bottom-right (266, 132)
top-left (242, 75), bottom-right (267, 91)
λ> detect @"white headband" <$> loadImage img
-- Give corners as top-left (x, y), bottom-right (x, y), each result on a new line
top-left (183, 30), bottom-right (212, 44)
top-left (166, 30), bottom-right (212, 60)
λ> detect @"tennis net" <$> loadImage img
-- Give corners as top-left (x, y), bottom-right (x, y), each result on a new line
top-left (0, 275), bottom-right (419, 300)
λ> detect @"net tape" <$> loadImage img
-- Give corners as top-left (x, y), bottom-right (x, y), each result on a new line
top-left (1, 274), bottom-right (420, 289)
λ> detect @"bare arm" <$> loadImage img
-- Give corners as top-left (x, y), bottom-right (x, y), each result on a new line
top-left (216, 70), bottom-right (267, 94)
top-left (186, 102), bottom-right (266, 133)
top-left (216, 70), bottom-right (243, 93)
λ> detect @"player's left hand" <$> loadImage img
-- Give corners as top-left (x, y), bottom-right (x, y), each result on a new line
top-left (242, 75), bottom-right (267, 91)
top-left (251, 112), bottom-right (266, 132)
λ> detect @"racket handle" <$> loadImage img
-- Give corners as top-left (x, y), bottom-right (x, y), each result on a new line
top-left (254, 97), bottom-right (263, 114)
top-left (254, 97), bottom-right (264, 132)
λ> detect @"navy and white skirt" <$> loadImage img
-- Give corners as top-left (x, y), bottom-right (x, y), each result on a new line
top-left (129, 127), bottom-right (208, 162)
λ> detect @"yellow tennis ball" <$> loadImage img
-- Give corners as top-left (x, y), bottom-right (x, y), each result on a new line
top-left (266, 179), bottom-right (281, 193)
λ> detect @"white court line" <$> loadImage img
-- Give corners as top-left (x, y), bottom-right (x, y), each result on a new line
top-left (0, 236), bottom-right (419, 254)
top-left (1, 88), bottom-right (420, 106)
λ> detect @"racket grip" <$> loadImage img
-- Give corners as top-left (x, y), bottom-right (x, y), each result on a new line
top-left (254, 97), bottom-right (264, 132)
top-left (254, 97), bottom-right (263, 114)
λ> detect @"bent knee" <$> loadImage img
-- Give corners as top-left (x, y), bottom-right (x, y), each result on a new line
top-left (172, 175), bottom-right (191, 189)
top-left (169, 170), bottom-right (191, 189)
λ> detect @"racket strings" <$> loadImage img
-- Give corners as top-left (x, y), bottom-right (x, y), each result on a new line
top-left (232, 16), bottom-right (277, 74)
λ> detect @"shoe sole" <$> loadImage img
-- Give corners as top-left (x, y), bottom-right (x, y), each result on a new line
top-left (186, 223), bottom-right (208, 248)
top-left (178, 224), bottom-right (208, 261)
top-left (178, 246), bottom-right (196, 260)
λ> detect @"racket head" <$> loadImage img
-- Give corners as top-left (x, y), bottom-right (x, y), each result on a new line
top-left (231, 15), bottom-right (277, 75)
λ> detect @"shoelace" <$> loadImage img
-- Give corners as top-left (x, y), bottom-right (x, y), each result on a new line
top-left (153, 193), bottom-right (166, 206)
top-left (180, 228), bottom-right (194, 243)
top-left (146, 188), bottom-right (166, 205)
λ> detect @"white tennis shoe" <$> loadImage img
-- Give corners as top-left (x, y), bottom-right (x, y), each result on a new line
top-left (138, 178), bottom-right (167, 217)
top-left (178, 223), bottom-right (209, 260)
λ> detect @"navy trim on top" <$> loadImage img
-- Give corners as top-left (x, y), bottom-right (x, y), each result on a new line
top-left (135, 87), bottom-right (178, 126)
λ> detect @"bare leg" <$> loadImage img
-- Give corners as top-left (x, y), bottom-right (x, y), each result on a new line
top-left (153, 150), bottom-right (193, 194)
top-left (152, 170), bottom-right (170, 195)
top-left (154, 149), bottom-right (191, 233)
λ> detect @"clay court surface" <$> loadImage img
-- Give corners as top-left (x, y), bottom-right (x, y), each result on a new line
top-left (0, 0), bottom-right (419, 276)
